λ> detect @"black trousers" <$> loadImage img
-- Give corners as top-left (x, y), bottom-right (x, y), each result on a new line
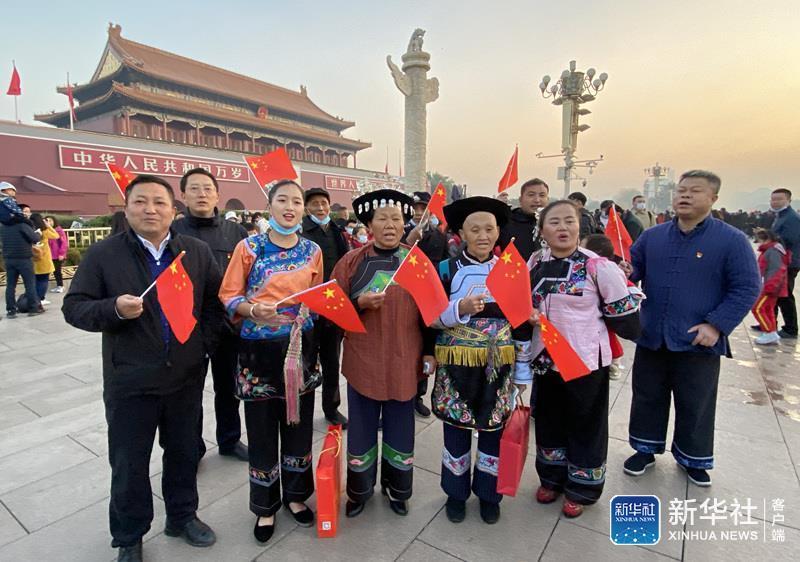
top-left (534, 367), bottom-right (609, 505)
top-left (628, 346), bottom-right (720, 469)
top-left (244, 391), bottom-right (315, 516)
top-left (3, 257), bottom-right (39, 312)
top-left (441, 424), bottom-right (503, 504)
top-left (309, 318), bottom-right (342, 416)
top-left (346, 384), bottom-right (415, 503)
top-left (416, 377), bottom-right (427, 399)
top-left (52, 258), bottom-right (64, 287)
top-left (105, 380), bottom-right (203, 548)
top-left (776, 267), bottom-right (799, 335)
top-left (197, 331), bottom-right (241, 455)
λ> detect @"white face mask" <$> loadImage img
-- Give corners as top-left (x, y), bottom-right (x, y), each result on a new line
top-left (429, 216), bottom-right (440, 227)
top-left (357, 234), bottom-right (368, 243)
top-left (635, 202), bottom-right (647, 211)
top-left (345, 227), bottom-right (354, 235)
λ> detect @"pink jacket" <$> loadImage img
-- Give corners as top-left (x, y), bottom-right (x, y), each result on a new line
top-left (48, 226), bottom-right (69, 261)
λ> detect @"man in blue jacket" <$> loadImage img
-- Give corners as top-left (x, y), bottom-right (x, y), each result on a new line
top-left (769, 188), bottom-right (800, 338)
top-left (623, 170), bottom-right (760, 487)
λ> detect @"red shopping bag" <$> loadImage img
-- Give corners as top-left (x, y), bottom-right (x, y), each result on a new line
top-left (496, 405), bottom-right (531, 496)
top-left (316, 424), bottom-right (342, 538)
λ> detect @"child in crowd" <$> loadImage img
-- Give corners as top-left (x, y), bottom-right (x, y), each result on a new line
top-left (752, 229), bottom-right (791, 345)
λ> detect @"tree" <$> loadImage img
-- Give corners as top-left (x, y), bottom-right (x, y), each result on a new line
top-left (426, 171), bottom-right (455, 196)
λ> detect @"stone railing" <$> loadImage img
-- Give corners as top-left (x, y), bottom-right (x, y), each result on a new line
top-left (65, 227), bottom-right (112, 248)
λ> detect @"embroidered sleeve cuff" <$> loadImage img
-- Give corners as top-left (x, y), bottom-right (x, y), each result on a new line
top-left (513, 361), bottom-right (533, 385)
top-left (440, 298), bottom-right (470, 327)
top-left (225, 296), bottom-right (248, 320)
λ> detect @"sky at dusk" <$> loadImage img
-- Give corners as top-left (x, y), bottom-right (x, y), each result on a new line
top-left (2, 0), bottom-right (798, 208)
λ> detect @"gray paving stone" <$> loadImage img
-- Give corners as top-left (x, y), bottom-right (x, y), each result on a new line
top-left (682, 515), bottom-right (800, 561)
top-left (0, 436), bottom-right (95, 495)
top-left (0, 373), bottom-right (86, 406)
top-left (0, 503), bottom-right (26, 549)
top-left (0, 402), bottom-right (38, 432)
top-left (396, 540), bottom-right (463, 562)
top-left (542, 520), bottom-right (675, 561)
top-left (20, 382), bottom-right (103, 417)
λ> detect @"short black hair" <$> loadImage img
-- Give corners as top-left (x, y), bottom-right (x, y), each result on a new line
top-left (268, 179), bottom-right (303, 203)
top-left (30, 213), bottom-right (47, 230)
top-left (241, 222), bottom-right (257, 232)
top-left (582, 233), bottom-right (615, 259)
top-left (44, 215), bottom-right (59, 227)
top-left (568, 191), bottom-right (587, 205)
top-left (180, 168), bottom-right (219, 193)
top-left (18, 203), bottom-right (30, 211)
top-left (125, 174), bottom-right (176, 204)
top-left (632, 194), bottom-right (645, 203)
top-left (679, 170), bottom-right (721, 194)
top-left (521, 178), bottom-right (549, 194)
top-left (346, 219), bottom-right (357, 226)
top-left (772, 188), bottom-right (792, 198)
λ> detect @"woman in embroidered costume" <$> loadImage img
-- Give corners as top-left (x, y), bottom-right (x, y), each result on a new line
top-left (431, 196), bottom-right (526, 525)
top-left (330, 189), bottom-right (437, 519)
top-left (218, 180), bottom-right (323, 543)
top-left (515, 200), bottom-right (642, 518)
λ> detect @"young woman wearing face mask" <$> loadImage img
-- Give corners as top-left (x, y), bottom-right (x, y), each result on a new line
top-left (218, 180), bottom-right (323, 544)
top-left (515, 200), bottom-right (642, 518)
top-left (350, 224), bottom-right (370, 249)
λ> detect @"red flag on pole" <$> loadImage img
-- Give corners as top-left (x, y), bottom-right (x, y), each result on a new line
top-left (486, 240), bottom-right (532, 328)
top-left (6, 65), bottom-right (21, 96)
top-left (392, 245), bottom-right (449, 326)
top-left (155, 251), bottom-right (197, 344)
top-left (244, 148), bottom-right (298, 188)
top-left (427, 183), bottom-right (447, 227)
top-left (105, 162), bottom-right (137, 199)
top-left (66, 81), bottom-right (77, 123)
top-left (497, 145), bottom-right (519, 193)
top-left (295, 280), bottom-right (366, 333)
top-left (539, 314), bottom-right (590, 381)
top-left (605, 205), bottom-right (633, 261)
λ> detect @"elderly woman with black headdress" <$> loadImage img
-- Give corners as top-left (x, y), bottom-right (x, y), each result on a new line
top-left (430, 196), bottom-right (526, 525)
top-left (331, 189), bottom-right (437, 519)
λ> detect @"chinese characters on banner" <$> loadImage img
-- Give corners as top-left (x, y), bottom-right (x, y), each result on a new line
top-left (59, 144), bottom-right (249, 182)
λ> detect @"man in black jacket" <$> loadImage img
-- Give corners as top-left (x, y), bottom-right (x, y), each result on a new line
top-left (301, 187), bottom-right (349, 428)
top-left (63, 175), bottom-right (224, 562)
top-left (173, 168), bottom-right (249, 461)
top-left (1, 208), bottom-right (43, 318)
top-left (497, 178), bottom-right (550, 261)
top-left (567, 191), bottom-right (603, 239)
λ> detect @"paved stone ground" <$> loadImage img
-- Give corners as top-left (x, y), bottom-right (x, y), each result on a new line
top-left (0, 284), bottom-right (799, 561)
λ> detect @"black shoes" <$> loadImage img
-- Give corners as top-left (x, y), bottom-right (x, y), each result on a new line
top-left (117, 542), bottom-right (142, 562)
top-left (750, 324), bottom-right (764, 331)
top-left (414, 397), bottom-right (431, 417)
top-left (445, 498), bottom-right (466, 523)
top-left (6, 310), bottom-right (17, 319)
top-left (382, 485), bottom-right (408, 516)
top-left (345, 500), bottom-right (365, 518)
top-left (778, 329), bottom-right (798, 339)
top-left (479, 500), bottom-right (500, 524)
top-left (253, 516), bottom-right (275, 543)
top-left (219, 442), bottom-right (249, 462)
top-left (164, 517), bottom-right (216, 547)
top-left (27, 306), bottom-right (45, 316)
top-left (325, 410), bottom-right (349, 430)
top-left (623, 452), bottom-right (656, 476)
top-left (283, 501), bottom-right (315, 527)
top-left (679, 464), bottom-right (712, 487)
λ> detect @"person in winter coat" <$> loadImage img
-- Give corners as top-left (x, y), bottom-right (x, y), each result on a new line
top-left (497, 178), bottom-right (550, 260)
top-left (45, 215), bottom-right (69, 293)
top-left (752, 228), bottom-right (791, 345)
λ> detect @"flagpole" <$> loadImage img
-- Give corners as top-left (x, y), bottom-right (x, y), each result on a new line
top-left (380, 241), bottom-right (419, 294)
top-left (67, 72), bottom-right (74, 131)
top-left (275, 279), bottom-right (336, 306)
top-left (13, 96), bottom-right (18, 124)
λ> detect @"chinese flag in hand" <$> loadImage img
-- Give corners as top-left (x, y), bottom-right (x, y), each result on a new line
top-left (156, 251), bottom-right (197, 344)
top-left (428, 183), bottom-right (447, 228)
top-left (540, 314), bottom-right (590, 381)
top-left (296, 280), bottom-right (366, 333)
top-left (605, 206), bottom-right (633, 261)
top-left (6, 65), bottom-right (21, 96)
top-left (497, 145), bottom-right (519, 193)
top-left (245, 147), bottom-right (298, 188)
top-left (105, 162), bottom-right (137, 199)
top-left (486, 240), bottom-right (532, 328)
top-left (393, 245), bottom-right (449, 326)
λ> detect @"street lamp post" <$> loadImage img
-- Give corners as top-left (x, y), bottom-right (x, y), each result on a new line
top-left (644, 163), bottom-right (669, 211)
top-left (539, 61), bottom-right (608, 198)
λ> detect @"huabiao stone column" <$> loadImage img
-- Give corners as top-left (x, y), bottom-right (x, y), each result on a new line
top-left (387, 28), bottom-right (439, 193)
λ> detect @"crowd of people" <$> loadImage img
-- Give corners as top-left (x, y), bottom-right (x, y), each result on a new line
top-left (0, 181), bottom-right (69, 317)
top-left (2, 167), bottom-right (796, 562)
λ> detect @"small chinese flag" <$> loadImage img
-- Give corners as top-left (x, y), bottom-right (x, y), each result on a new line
top-left (427, 183), bottom-right (448, 228)
top-left (539, 314), bottom-right (590, 381)
top-left (105, 162), bottom-right (137, 199)
top-left (155, 251), bottom-right (197, 344)
top-left (6, 64), bottom-right (21, 96)
top-left (486, 240), bottom-right (532, 328)
top-left (245, 147), bottom-right (298, 188)
top-left (497, 145), bottom-right (519, 193)
top-left (606, 205), bottom-right (633, 261)
top-left (393, 245), bottom-right (449, 326)
top-left (296, 280), bottom-right (366, 333)
top-left (66, 81), bottom-right (77, 122)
